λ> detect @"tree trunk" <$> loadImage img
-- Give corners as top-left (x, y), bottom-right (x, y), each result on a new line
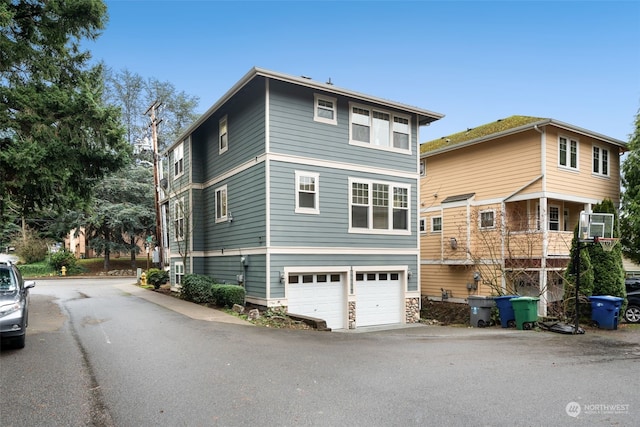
top-left (130, 236), bottom-right (136, 269)
top-left (104, 248), bottom-right (110, 271)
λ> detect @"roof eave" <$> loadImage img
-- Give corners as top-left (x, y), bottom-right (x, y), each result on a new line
top-left (253, 68), bottom-right (445, 126)
top-left (422, 120), bottom-right (553, 157)
top-left (546, 119), bottom-right (628, 151)
top-left (422, 119), bottom-right (628, 158)
top-left (165, 67), bottom-right (444, 154)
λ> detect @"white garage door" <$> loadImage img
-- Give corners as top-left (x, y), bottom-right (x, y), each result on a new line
top-left (287, 273), bottom-right (345, 330)
top-left (356, 272), bottom-right (402, 327)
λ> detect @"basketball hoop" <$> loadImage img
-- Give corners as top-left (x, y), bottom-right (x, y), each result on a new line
top-left (595, 237), bottom-right (619, 252)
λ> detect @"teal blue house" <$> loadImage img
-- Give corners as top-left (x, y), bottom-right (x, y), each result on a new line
top-left (162, 68), bottom-right (443, 329)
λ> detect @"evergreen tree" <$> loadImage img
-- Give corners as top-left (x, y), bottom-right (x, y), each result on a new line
top-left (0, 0), bottom-right (130, 223)
top-left (589, 199), bottom-right (626, 311)
top-left (564, 225), bottom-right (595, 314)
top-left (620, 108), bottom-right (640, 263)
top-left (84, 164), bottom-right (155, 271)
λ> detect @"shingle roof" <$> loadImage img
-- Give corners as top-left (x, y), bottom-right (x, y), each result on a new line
top-left (421, 115), bottom-right (546, 154)
top-left (441, 193), bottom-right (476, 203)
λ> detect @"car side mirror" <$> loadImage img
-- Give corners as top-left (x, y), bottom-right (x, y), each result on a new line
top-left (24, 281), bottom-right (35, 290)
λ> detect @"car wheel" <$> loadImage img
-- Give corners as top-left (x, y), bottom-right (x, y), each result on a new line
top-left (14, 334), bottom-right (25, 349)
top-left (624, 305), bottom-right (640, 324)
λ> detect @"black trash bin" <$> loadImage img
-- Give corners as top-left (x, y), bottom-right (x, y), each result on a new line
top-left (468, 296), bottom-right (495, 327)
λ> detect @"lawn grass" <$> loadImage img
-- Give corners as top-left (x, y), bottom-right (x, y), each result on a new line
top-left (77, 257), bottom-right (149, 274)
top-left (17, 261), bottom-right (56, 277)
top-left (18, 257), bottom-right (150, 278)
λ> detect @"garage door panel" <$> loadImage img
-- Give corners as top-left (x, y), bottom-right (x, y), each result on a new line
top-left (288, 274), bottom-right (345, 330)
top-left (356, 273), bottom-right (402, 327)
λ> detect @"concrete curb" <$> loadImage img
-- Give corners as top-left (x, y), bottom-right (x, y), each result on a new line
top-left (115, 282), bottom-right (253, 326)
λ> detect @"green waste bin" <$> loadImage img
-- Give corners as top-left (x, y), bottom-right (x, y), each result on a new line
top-left (510, 296), bottom-right (539, 330)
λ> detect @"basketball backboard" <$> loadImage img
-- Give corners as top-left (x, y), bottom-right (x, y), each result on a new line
top-left (579, 211), bottom-right (614, 242)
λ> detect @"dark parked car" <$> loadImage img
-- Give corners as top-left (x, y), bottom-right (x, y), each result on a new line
top-left (624, 277), bottom-right (640, 324)
top-left (0, 261), bottom-right (35, 349)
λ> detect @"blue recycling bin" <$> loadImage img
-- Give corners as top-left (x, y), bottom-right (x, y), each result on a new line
top-left (494, 295), bottom-right (518, 328)
top-left (589, 295), bottom-right (623, 330)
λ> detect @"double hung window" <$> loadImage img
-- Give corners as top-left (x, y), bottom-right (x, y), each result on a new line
top-left (174, 198), bottom-right (185, 240)
top-left (349, 103), bottom-right (411, 152)
top-left (219, 116), bottom-right (228, 154)
top-left (215, 185), bottom-right (228, 223)
top-left (314, 94), bottom-right (337, 125)
top-left (174, 262), bottom-right (184, 285)
top-left (295, 171), bottom-right (319, 214)
top-left (431, 216), bottom-right (442, 232)
top-left (549, 206), bottom-right (560, 231)
top-left (592, 145), bottom-right (609, 176)
top-left (479, 210), bottom-right (495, 229)
top-left (173, 142), bottom-right (184, 178)
top-left (350, 179), bottom-right (410, 233)
top-left (558, 136), bottom-right (578, 170)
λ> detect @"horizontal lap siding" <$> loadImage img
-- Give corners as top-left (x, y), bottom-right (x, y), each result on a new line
top-left (421, 133), bottom-right (541, 203)
top-left (270, 161), bottom-right (418, 248)
top-left (203, 164), bottom-right (267, 250)
top-left (270, 253), bottom-right (418, 298)
top-left (200, 254), bottom-right (266, 298)
top-left (191, 189), bottom-right (205, 251)
top-left (190, 78), bottom-right (266, 181)
top-left (544, 128), bottom-right (621, 203)
top-left (268, 80), bottom-right (418, 173)
top-left (421, 264), bottom-right (495, 299)
top-left (168, 190), bottom-right (190, 255)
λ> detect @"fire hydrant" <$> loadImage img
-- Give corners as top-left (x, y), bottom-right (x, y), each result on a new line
top-left (61, 266), bottom-right (66, 276)
top-left (140, 272), bottom-right (147, 287)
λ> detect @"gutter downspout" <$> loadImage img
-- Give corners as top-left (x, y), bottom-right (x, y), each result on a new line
top-left (534, 124), bottom-right (548, 317)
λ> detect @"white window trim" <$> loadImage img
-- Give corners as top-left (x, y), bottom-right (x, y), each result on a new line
top-left (592, 144), bottom-right (610, 177)
top-left (558, 135), bottom-right (579, 171)
top-left (479, 209), bottom-right (496, 229)
top-left (431, 216), bottom-right (442, 233)
top-left (173, 141), bottom-right (184, 179)
top-left (219, 116), bottom-right (228, 155)
top-left (174, 198), bottom-right (185, 241)
top-left (295, 171), bottom-right (320, 215)
top-left (215, 185), bottom-right (228, 223)
top-left (174, 262), bottom-right (184, 285)
top-left (348, 102), bottom-right (412, 154)
top-left (313, 93), bottom-right (337, 125)
top-left (549, 204), bottom-right (560, 231)
top-left (420, 217), bottom-right (427, 234)
top-left (348, 177), bottom-right (411, 235)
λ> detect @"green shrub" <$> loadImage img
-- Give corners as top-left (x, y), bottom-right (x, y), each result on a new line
top-left (146, 268), bottom-right (169, 289)
top-left (18, 261), bottom-right (55, 277)
top-left (180, 274), bottom-right (215, 304)
top-left (211, 284), bottom-right (245, 308)
top-left (13, 233), bottom-right (48, 264)
top-left (49, 249), bottom-right (80, 274)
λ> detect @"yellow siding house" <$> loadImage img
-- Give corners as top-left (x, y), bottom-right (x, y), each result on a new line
top-left (419, 116), bottom-right (627, 315)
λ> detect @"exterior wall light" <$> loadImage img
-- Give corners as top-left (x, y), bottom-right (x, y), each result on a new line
top-left (450, 237), bottom-right (458, 249)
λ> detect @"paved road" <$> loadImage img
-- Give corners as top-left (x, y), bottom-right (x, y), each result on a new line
top-left (1, 278), bottom-right (638, 426)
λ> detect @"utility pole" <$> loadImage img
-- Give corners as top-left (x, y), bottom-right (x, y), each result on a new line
top-left (145, 100), bottom-right (163, 268)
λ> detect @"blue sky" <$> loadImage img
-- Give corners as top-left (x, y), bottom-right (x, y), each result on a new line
top-left (87, 0), bottom-right (640, 143)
